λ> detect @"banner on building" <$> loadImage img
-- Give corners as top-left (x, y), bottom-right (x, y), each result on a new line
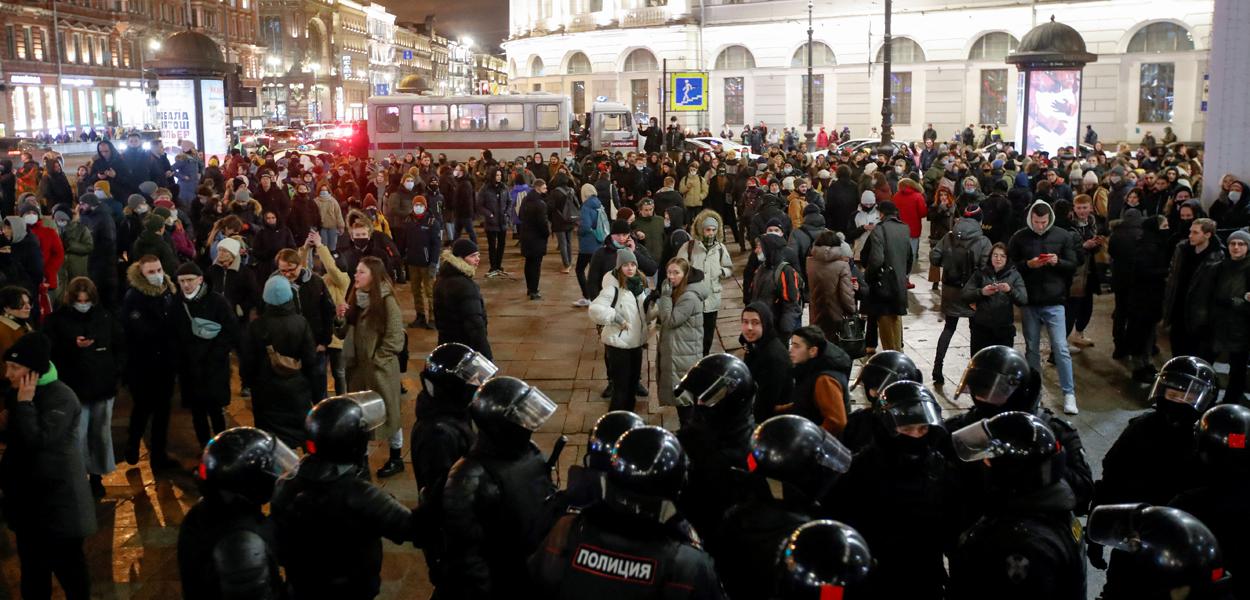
top-left (156, 79), bottom-right (198, 153)
top-left (668, 72), bottom-right (708, 112)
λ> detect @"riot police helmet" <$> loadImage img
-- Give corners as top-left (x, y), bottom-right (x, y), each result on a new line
top-left (606, 426), bottom-right (688, 522)
top-left (586, 410), bottom-right (646, 471)
top-left (876, 380), bottom-right (944, 437)
top-left (951, 411), bottom-right (1062, 493)
top-left (421, 343), bottom-right (498, 404)
top-left (774, 520), bottom-right (873, 600)
top-left (1194, 403), bottom-right (1250, 472)
top-left (674, 353), bottom-right (756, 419)
top-left (305, 392), bottom-right (388, 462)
top-left (469, 376), bottom-right (557, 452)
top-left (956, 345), bottom-right (1035, 412)
top-left (852, 350), bottom-right (922, 402)
top-left (198, 427), bottom-right (299, 504)
top-left (749, 415), bottom-right (852, 502)
top-left (1150, 356), bottom-right (1218, 416)
top-left (1088, 504), bottom-right (1227, 593)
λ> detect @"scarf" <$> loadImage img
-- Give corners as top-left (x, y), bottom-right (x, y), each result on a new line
top-left (625, 274), bottom-right (646, 297)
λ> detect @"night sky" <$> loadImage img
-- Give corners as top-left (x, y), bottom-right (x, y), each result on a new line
top-left (380, 0), bottom-right (510, 53)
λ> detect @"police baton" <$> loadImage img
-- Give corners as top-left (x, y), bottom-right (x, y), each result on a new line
top-left (546, 435), bottom-right (569, 474)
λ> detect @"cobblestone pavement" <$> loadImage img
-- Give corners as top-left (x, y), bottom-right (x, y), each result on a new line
top-left (0, 226), bottom-right (1165, 598)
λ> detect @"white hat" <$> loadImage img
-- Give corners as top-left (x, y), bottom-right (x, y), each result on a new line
top-left (782, 176), bottom-right (796, 191)
top-left (860, 191), bottom-right (877, 206)
top-left (863, 163), bottom-right (879, 176)
top-left (817, 169), bottom-right (831, 179)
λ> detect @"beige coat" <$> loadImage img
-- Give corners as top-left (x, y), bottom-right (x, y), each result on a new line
top-left (338, 282), bottom-right (405, 440)
top-left (677, 209), bottom-right (734, 313)
top-left (303, 243), bottom-right (351, 350)
top-left (679, 173), bottom-right (708, 208)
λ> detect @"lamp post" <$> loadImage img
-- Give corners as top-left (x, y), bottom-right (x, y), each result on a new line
top-left (143, 38), bottom-right (162, 128)
top-left (804, 0), bottom-right (815, 147)
top-left (879, 0), bottom-right (894, 151)
top-left (308, 62), bottom-right (321, 122)
top-left (265, 55), bottom-right (280, 123)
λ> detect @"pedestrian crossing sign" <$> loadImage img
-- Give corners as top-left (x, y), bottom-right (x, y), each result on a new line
top-left (668, 72), bottom-right (709, 112)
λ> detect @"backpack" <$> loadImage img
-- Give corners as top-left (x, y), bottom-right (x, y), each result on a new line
top-left (942, 233), bottom-right (976, 287)
top-left (592, 204), bottom-right (610, 243)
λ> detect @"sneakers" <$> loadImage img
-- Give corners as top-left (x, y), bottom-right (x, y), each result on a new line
top-left (1062, 393), bottom-right (1079, 415)
top-left (572, 298), bottom-right (591, 307)
top-left (1069, 332), bottom-right (1095, 348)
top-left (528, 292), bottom-right (543, 300)
top-left (377, 448), bottom-right (405, 478)
top-left (485, 270), bottom-right (501, 278)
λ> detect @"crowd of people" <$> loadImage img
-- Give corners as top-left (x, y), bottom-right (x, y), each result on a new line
top-left (0, 122), bottom-right (1245, 600)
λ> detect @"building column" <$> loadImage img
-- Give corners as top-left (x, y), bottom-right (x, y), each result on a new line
top-left (1203, 0), bottom-right (1250, 205)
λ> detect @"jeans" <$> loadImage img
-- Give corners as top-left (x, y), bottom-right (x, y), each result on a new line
top-left (388, 427), bottom-right (403, 450)
top-left (16, 534), bottom-right (89, 600)
top-left (524, 255), bottom-right (543, 295)
top-left (453, 218), bottom-right (478, 244)
top-left (554, 230), bottom-right (573, 267)
top-left (909, 237), bottom-right (920, 270)
top-left (328, 348), bottom-right (346, 396)
top-left (77, 398), bottom-right (116, 476)
top-left (576, 252), bottom-right (594, 299)
top-left (444, 222), bottom-right (455, 241)
top-left (486, 230), bottom-right (506, 272)
top-left (605, 345), bottom-right (643, 412)
top-left (934, 316), bottom-right (962, 374)
top-left (127, 376), bottom-right (174, 458)
top-left (1022, 304), bottom-right (1075, 395)
top-left (320, 228), bottom-right (340, 252)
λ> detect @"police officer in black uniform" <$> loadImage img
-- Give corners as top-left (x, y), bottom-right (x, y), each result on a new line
top-left (562, 410), bottom-right (645, 509)
top-left (409, 343), bottom-right (497, 587)
top-left (824, 381), bottom-right (958, 599)
top-left (840, 350), bottom-right (923, 452)
top-left (714, 415), bottom-right (851, 600)
top-left (1169, 403), bottom-right (1250, 600)
top-left (1090, 355), bottom-right (1217, 569)
top-left (946, 345), bottom-right (1094, 516)
top-left (529, 426), bottom-right (726, 599)
top-left (1089, 503), bottom-right (1234, 600)
top-left (270, 393), bottom-right (417, 600)
top-left (672, 353), bottom-right (759, 537)
top-left (178, 427), bottom-right (296, 600)
top-left (440, 376), bottom-right (560, 599)
top-left (771, 520), bottom-right (873, 600)
top-left (948, 411), bottom-right (1086, 600)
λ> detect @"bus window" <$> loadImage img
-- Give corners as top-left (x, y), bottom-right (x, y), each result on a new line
top-left (536, 104), bottom-right (561, 131)
top-left (376, 106), bottom-right (401, 133)
top-left (489, 104), bottom-right (524, 131)
top-left (599, 112), bottom-right (626, 132)
top-left (452, 104), bottom-right (487, 131)
top-left (413, 105), bottom-right (449, 131)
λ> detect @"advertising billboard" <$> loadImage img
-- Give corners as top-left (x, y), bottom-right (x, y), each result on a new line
top-left (155, 79), bottom-right (198, 153)
top-left (1024, 70), bottom-right (1081, 156)
top-left (200, 79), bottom-right (228, 158)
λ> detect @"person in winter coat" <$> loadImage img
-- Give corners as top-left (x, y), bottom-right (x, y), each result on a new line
top-left (385, 173), bottom-right (419, 231)
top-left (171, 262), bottom-right (239, 448)
top-left (206, 237), bottom-right (257, 323)
top-left (587, 219), bottom-right (660, 304)
top-left (314, 183), bottom-right (346, 251)
top-left (547, 172), bottom-right (579, 272)
top-left (806, 231), bottom-right (856, 343)
top-left (962, 243), bottom-right (1029, 354)
top-left (477, 168), bottom-right (509, 276)
top-left (1208, 229), bottom-right (1250, 402)
top-left (251, 210), bottom-right (295, 272)
top-left (929, 212), bottom-right (992, 384)
top-left (739, 302), bottom-right (794, 424)
top-left (1163, 217), bottom-right (1223, 363)
top-left (850, 191), bottom-right (881, 261)
top-left (442, 166), bottom-right (477, 243)
top-left (1065, 194), bottom-right (1109, 348)
top-left (54, 207), bottom-right (92, 302)
top-left (20, 203), bottom-right (64, 304)
top-left (589, 249), bottom-right (650, 412)
top-left (748, 233), bottom-right (802, 340)
top-left (786, 204), bottom-right (826, 280)
top-left (781, 325), bottom-right (853, 435)
top-left (677, 210), bottom-right (734, 355)
top-left (397, 195), bottom-right (442, 329)
top-left (652, 258), bottom-right (708, 423)
top-left (286, 188), bottom-right (322, 241)
top-left (518, 179), bottom-right (551, 300)
top-left (630, 198), bottom-right (666, 264)
top-left (1109, 209), bottom-right (1171, 382)
top-left (1008, 200), bottom-right (1081, 414)
top-left (678, 163), bottom-right (708, 209)
top-left (864, 201), bottom-right (913, 351)
top-left (0, 332), bottom-right (98, 600)
top-left (433, 239), bottom-right (492, 359)
top-left (1, 215), bottom-right (45, 324)
top-left (335, 256), bottom-right (407, 478)
top-left (893, 178), bottom-right (929, 259)
top-left (241, 276), bottom-right (318, 448)
top-left (121, 257), bottom-right (179, 469)
top-left (38, 157), bottom-right (75, 210)
top-left (824, 165), bottom-right (861, 238)
top-left (77, 195), bottom-right (116, 306)
top-left (171, 153), bottom-right (200, 209)
top-left (132, 213), bottom-right (179, 277)
top-left (574, 183), bottom-right (605, 305)
top-left (42, 277), bottom-right (122, 498)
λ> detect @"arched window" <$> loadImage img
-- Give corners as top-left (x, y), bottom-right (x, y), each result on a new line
top-left (508, 58), bottom-right (516, 78)
top-left (791, 42), bottom-right (835, 68)
top-left (715, 45), bottom-right (756, 70)
top-left (1128, 22), bottom-right (1195, 53)
top-left (530, 55), bottom-right (545, 77)
top-left (877, 37), bottom-right (926, 64)
top-left (623, 48), bottom-right (658, 72)
top-left (566, 52), bottom-right (591, 75)
top-left (969, 32), bottom-right (1019, 61)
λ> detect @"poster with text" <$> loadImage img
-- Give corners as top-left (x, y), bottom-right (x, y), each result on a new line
top-left (1025, 70), bottom-right (1081, 156)
top-left (155, 79), bottom-right (197, 153)
top-left (201, 79), bottom-right (228, 158)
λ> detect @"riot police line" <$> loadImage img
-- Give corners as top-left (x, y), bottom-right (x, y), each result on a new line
top-left (179, 341), bottom-right (1248, 600)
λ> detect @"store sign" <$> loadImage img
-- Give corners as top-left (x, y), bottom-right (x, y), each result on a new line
top-left (10, 75), bottom-right (41, 85)
top-left (156, 79), bottom-right (198, 153)
top-left (374, 83), bottom-right (389, 96)
top-left (201, 79), bottom-right (227, 157)
top-left (402, 49), bottom-right (413, 60)
top-left (342, 55), bottom-right (352, 78)
top-left (63, 78), bottom-right (93, 87)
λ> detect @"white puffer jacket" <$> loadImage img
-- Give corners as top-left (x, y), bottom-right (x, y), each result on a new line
top-left (589, 273), bottom-right (649, 349)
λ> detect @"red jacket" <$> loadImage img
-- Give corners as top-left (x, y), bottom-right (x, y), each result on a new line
top-left (893, 186), bottom-right (928, 238)
top-left (28, 220), bottom-right (64, 290)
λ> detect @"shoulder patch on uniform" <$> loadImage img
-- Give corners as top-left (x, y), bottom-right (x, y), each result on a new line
top-left (572, 544), bottom-right (656, 584)
top-left (1005, 554), bottom-right (1030, 583)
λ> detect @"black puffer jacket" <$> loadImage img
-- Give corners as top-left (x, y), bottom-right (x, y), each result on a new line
top-left (740, 302), bottom-right (794, 424)
top-left (1108, 212), bottom-right (1170, 320)
top-left (240, 301), bottom-right (318, 448)
top-left (121, 262), bottom-right (175, 381)
top-left (170, 285), bottom-right (240, 407)
top-left (961, 263), bottom-right (1028, 330)
top-left (207, 263), bottom-right (259, 323)
top-left (43, 303), bottom-right (124, 403)
top-left (1162, 238), bottom-right (1224, 331)
top-left (433, 249), bottom-right (492, 359)
top-left (1006, 200), bottom-right (1078, 306)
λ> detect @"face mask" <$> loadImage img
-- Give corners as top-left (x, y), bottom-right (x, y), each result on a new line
top-left (166, 217), bottom-right (176, 227)
top-left (617, 160), bottom-right (625, 167)
top-left (145, 273), bottom-right (164, 287)
top-left (73, 302), bottom-right (92, 313)
top-left (403, 181), bottom-right (415, 190)
top-left (894, 166), bottom-right (904, 174)
top-left (138, 203), bottom-right (152, 215)
top-left (783, 166), bottom-right (793, 174)
top-left (21, 214), bottom-right (37, 226)
top-left (964, 186), bottom-right (977, 194)
top-left (755, 251), bottom-right (765, 262)
top-left (413, 205), bottom-right (426, 215)
top-left (55, 219), bottom-right (68, 229)
top-left (94, 190), bottom-right (107, 199)
top-left (353, 238), bottom-right (369, 249)
top-left (184, 284), bottom-right (201, 300)
top-left (664, 219), bottom-right (671, 228)
top-left (636, 164), bottom-right (645, 170)
top-left (453, 171), bottom-right (463, 178)
top-left (1231, 192), bottom-right (1243, 202)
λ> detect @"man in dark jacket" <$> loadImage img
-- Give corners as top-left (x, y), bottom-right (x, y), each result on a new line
top-left (171, 262), bottom-right (240, 448)
top-left (1162, 217), bottom-right (1223, 362)
top-left (748, 232), bottom-right (802, 340)
top-left (1008, 200), bottom-right (1079, 415)
top-left (239, 276), bottom-right (319, 448)
top-left (433, 239), bottom-right (492, 360)
top-left (740, 303), bottom-right (793, 423)
top-left (121, 257), bottom-right (179, 469)
top-left (397, 196), bottom-right (443, 329)
top-left (253, 171), bottom-right (290, 224)
top-left (0, 216), bottom-right (44, 324)
top-left (120, 133), bottom-right (161, 199)
top-left (864, 202), bottom-right (913, 351)
top-left (586, 219), bottom-right (659, 301)
top-left (442, 165), bottom-right (477, 243)
top-left (78, 194), bottom-right (118, 306)
top-left (824, 166), bottom-right (861, 239)
top-left (131, 213), bottom-right (179, 277)
top-left (0, 332), bottom-right (97, 600)
top-left (519, 179), bottom-right (550, 300)
top-left (638, 117), bottom-right (663, 154)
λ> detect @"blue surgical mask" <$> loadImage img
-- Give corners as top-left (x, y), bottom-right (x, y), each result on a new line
top-left (73, 302), bottom-right (92, 313)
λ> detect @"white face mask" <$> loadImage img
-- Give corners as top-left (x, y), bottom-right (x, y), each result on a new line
top-left (1232, 191), bottom-right (1244, 202)
top-left (73, 302), bottom-right (92, 313)
top-left (413, 205), bottom-right (426, 215)
top-left (184, 284), bottom-right (201, 300)
top-left (94, 189), bottom-right (107, 199)
top-left (403, 181), bottom-right (415, 190)
top-left (22, 214), bottom-right (37, 226)
top-left (145, 273), bottom-right (164, 287)
top-left (166, 217), bottom-right (176, 227)
top-left (136, 204), bottom-right (149, 214)
top-left (169, 208), bottom-right (178, 219)
top-left (756, 251), bottom-right (765, 262)
top-left (964, 185), bottom-right (977, 194)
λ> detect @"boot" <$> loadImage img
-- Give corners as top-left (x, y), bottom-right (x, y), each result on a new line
top-left (601, 383), bottom-right (614, 399)
top-left (408, 315), bottom-right (427, 329)
top-left (377, 447), bottom-right (404, 478)
top-left (931, 369), bottom-right (945, 386)
top-left (635, 382), bottom-right (649, 397)
top-left (89, 474), bottom-right (106, 499)
top-left (124, 438), bottom-right (141, 466)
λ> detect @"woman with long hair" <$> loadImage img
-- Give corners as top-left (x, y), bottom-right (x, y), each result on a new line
top-left (652, 257), bottom-right (707, 424)
top-left (589, 249), bottom-right (650, 411)
top-left (335, 256), bottom-right (406, 478)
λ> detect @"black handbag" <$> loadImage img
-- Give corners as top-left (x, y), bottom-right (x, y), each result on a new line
top-left (834, 314), bottom-right (867, 359)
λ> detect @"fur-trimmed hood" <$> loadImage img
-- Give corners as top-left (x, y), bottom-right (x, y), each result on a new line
top-left (690, 208), bottom-right (725, 244)
top-left (125, 261), bottom-right (175, 296)
top-left (439, 249), bottom-right (476, 278)
top-left (230, 197), bottom-right (262, 216)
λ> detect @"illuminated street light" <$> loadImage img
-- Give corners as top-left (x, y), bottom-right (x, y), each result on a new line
top-left (148, 39), bottom-right (162, 51)
top-left (267, 55), bottom-right (280, 68)
top-left (461, 36), bottom-right (474, 49)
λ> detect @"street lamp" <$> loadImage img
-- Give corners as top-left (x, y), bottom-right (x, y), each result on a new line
top-left (879, 0), bottom-right (894, 151)
top-left (266, 55), bottom-right (281, 123)
top-left (308, 62), bottom-right (322, 122)
top-left (804, 0), bottom-right (815, 146)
